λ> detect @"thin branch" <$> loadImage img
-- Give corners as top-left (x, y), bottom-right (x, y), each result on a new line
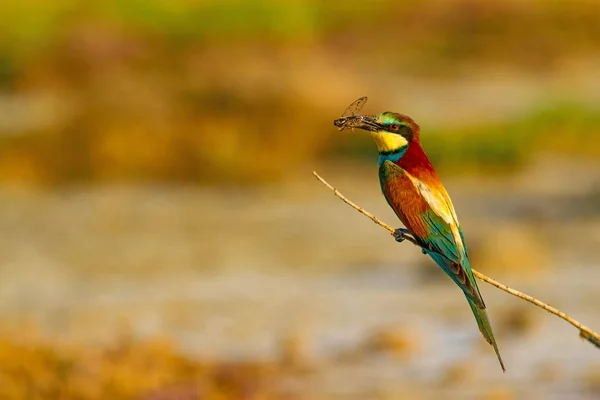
top-left (312, 170), bottom-right (600, 349)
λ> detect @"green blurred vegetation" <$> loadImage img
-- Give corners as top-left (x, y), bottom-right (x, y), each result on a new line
top-left (337, 102), bottom-right (600, 173)
top-left (1, 0), bottom-right (600, 185)
top-left (426, 103), bottom-right (600, 172)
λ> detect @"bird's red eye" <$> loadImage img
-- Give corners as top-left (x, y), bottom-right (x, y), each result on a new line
top-left (390, 123), bottom-right (400, 132)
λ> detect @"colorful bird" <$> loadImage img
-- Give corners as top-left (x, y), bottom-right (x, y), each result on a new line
top-left (335, 102), bottom-right (505, 372)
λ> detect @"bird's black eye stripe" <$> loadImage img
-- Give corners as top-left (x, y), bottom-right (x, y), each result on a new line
top-left (386, 122), bottom-right (414, 141)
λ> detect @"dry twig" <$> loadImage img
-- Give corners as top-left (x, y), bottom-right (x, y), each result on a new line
top-left (312, 170), bottom-right (600, 349)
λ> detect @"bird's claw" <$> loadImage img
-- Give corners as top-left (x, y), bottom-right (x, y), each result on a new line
top-left (393, 228), bottom-right (409, 243)
top-left (393, 228), bottom-right (429, 255)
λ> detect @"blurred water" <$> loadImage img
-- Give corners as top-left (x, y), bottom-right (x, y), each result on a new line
top-left (0, 173), bottom-right (599, 398)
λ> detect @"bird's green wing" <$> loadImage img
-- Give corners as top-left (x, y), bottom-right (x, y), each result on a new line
top-left (380, 160), bottom-right (504, 371)
top-left (420, 210), bottom-right (485, 308)
top-left (379, 160), bottom-right (484, 308)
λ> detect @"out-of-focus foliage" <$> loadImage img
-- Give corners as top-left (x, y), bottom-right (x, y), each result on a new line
top-left (0, 333), bottom-right (289, 400)
top-left (339, 102), bottom-right (600, 173)
top-left (1, 0), bottom-right (599, 185)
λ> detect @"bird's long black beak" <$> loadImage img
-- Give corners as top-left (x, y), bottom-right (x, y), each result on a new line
top-left (353, 115), bottom-right (380, 132)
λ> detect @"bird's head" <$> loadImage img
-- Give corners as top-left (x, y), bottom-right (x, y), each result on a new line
top-left (353, 112), bottom-right (420, 154)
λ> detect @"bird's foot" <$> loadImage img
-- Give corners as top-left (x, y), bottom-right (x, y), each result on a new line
top-left (392, 228), bottom-right (410, 243)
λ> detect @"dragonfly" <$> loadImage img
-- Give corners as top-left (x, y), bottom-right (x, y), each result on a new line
top-left (333, 96), bottom-right (368, 131)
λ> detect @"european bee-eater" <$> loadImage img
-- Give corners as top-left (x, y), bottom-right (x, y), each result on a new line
top-left (335, 102), bottom-right (505, 372)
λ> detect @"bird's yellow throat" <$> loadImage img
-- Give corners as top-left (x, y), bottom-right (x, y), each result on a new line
top-left (370, 131), bottom-right (408, 153)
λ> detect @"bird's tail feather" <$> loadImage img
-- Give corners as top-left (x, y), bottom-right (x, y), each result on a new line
top-left (466, 295), bottom-right (506, 372)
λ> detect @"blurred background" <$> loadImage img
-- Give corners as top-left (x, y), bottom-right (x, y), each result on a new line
top-left (1, 0), bottom-right (600, 398)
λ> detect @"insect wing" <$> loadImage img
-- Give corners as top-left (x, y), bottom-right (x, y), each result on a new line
top-left (341, 96), bottom-right (367, 117)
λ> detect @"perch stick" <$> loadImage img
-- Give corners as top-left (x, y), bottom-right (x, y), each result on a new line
top-left (312, 170), bottom-right (600, 349)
